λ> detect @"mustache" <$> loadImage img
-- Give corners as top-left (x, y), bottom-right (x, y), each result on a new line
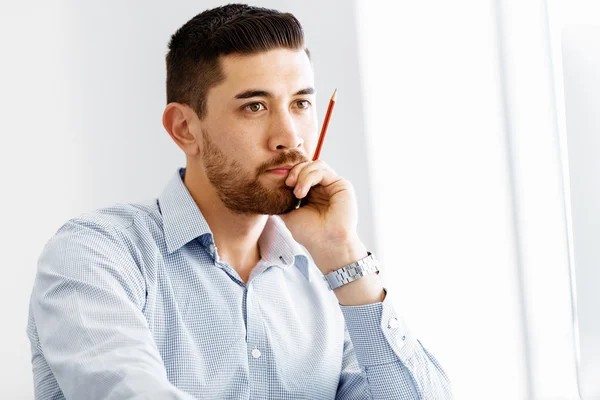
top-left (259, 150), bottom-right (309, 175)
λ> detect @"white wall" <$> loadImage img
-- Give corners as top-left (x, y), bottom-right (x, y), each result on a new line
top-left (0, 2), bottom-right (84, 397)
top-left (546, 3), bottom-right (600, 398)
top-left (561, 26), bottom-right (600, 398)
top-left (354, 1), bottom-right (524, 398)
top-left (0, 1), bottom-right (373, 398)
top-left (557, 21), bottom-right (600, 400)
top-left (356, 0), bottom-right (579, 399)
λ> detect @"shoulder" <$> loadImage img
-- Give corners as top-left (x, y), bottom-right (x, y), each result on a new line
top-left (70, 200), bottom-right (160, 231)
top-left (56, 199), bottom-right (160, 239)
top-left (41, 199), bottom-right (164, 267)
top-left (33, 201), bottom-right (160, 310)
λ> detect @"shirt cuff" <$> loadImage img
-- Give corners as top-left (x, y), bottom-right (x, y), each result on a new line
top-left (339, 288), bottom-right (418, 367)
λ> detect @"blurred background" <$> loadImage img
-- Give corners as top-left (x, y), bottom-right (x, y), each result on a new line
top-left (0, 0), bottom-right (598, 398)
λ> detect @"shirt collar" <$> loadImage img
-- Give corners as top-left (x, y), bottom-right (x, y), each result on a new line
top-left (158, 168), bottom-right (310, 279)
top-left (159, 168), bottom-right (213, 254)
top-left (258, 212), bottom-right (308, 274)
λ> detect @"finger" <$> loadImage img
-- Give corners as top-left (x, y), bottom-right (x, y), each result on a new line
top-left (294, 168), bottom-right (321, 198)
top-left (293, 162), bottom-right (323, 197)
top-left (295, 161), bottom-right (338, 198)
top-left (285, 161), bottom-right (311, 187)
top-left (296, 161), bottom-right (338, 188)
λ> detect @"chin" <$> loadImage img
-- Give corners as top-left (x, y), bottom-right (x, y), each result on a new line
top-left (224, 181), bottom-right (299, 215)
top-left (270, 202), bottom-right (298, 216)
top-left (260, 189), bottom-right (298, 215)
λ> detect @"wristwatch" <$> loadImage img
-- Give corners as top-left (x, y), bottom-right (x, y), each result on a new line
top-left (323, 252), bottom-right (380, 290)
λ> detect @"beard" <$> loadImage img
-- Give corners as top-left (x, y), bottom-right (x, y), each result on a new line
top-left (202, 129), bottom-right (308, 215)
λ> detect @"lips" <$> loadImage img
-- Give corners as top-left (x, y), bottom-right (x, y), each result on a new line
top-left (267, 168), bottom-right (291, 175)
top-left (267, 165), bottom-right (294, 172)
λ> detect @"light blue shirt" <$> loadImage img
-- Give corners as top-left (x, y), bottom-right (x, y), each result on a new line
top-left (27, 168), bottom-right (452, 399)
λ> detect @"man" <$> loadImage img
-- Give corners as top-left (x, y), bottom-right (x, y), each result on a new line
top-left (27, 4), bottom-right (452, 399)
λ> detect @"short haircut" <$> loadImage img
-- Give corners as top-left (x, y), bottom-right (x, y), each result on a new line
top-left (166, 4), bottom-right (310, 119)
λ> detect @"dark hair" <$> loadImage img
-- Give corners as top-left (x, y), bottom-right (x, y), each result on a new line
top-left (166, 4), bottom-right (310, 119)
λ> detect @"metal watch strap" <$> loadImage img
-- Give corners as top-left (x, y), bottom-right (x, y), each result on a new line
top-left (323, 251), bottom-right (379, 290)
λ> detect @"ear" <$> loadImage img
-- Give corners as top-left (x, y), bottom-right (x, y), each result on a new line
top-left (162, 103), bottom-right (201, 156)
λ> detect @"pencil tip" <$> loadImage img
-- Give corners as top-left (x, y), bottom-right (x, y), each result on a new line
top-left (332, 88), bottom-right (337, 101)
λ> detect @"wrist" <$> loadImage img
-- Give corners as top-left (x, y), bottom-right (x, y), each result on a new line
top-left (334, 274), bottom-right (386, 306)
top-left (310, 236), bottom-right (368, 275)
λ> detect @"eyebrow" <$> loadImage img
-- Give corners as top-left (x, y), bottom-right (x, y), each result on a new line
top-left (234, 87), bottom-right (315, 99)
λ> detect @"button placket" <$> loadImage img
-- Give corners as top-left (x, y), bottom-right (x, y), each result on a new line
top-left (245, 284), bottom-right (268, 399)
top-left (246, 283), bottom-right (267, 366)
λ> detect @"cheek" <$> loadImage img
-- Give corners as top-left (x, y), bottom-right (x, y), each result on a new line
top-left (302, 115), bottom-right (319, 152)
top-left (225, 136), bottom-right (263, 170)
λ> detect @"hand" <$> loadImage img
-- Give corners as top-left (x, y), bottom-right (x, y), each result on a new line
top-left (279, 160), bottom-right (367, 274)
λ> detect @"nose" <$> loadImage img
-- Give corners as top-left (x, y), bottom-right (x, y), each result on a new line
top-left (268, 110), bottom-right (304, 151)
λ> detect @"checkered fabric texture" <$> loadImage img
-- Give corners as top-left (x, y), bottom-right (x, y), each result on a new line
top-left (27, 168), bottom-right (453, 399)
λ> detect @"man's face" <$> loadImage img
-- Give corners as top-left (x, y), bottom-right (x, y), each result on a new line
top-left (195, 48), bottom-right (317, 215)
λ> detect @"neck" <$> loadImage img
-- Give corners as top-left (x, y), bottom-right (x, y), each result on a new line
top-left (183, 165), bottom-right (267, 283)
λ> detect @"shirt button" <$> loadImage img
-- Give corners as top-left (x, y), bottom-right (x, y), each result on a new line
top-left (209, 243), bottom-right (216, 253)
top-left (251, 348), bottom-right (261, 359)
top-left (388, 317), bottom-right (400, 329)
top-left (396, 336), bottom-right (406, 347)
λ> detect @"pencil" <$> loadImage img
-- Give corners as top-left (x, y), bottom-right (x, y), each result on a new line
top-left (312, 88), bottom-right (337, 161)
top-left (295, 88), bottom-right (337, 209)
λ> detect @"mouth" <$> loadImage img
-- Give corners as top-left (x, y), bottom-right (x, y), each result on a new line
top-left (266, 168), bottom-right (292, 175)
top-left (266, 164), bottom-right (295, 175)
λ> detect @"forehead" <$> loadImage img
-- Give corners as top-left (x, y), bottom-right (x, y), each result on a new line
top-left (216, 48), bottom-right (314, 94)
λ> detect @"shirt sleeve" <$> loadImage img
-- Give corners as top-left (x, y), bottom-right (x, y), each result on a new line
top-left (335, 289), bottom-right (453, 400)
top-left (29, 219), bottom-right (194, 400)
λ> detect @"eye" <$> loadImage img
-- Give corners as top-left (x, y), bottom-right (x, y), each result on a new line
top-left (244, 102), bottom-right (265, 113)
top-left (295, 100), bottom-right (311, 109)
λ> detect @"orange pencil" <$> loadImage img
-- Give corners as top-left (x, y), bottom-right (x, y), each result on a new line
top-left (312, 88), bottom-right (337, 160)
top-left (295, 88), bottom-right (337, 209)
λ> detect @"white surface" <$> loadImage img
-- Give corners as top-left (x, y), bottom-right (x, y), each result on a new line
top-left (354, 1), bottom-right (524, 398)
top-left (356, 0), bottom-right (579, 398)
top-left (546, 1), bottom-right (600, 397)
top-left (561, 24), bottom-right (600, 400)
top-left (491, 0), bottom-right (579, 397)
